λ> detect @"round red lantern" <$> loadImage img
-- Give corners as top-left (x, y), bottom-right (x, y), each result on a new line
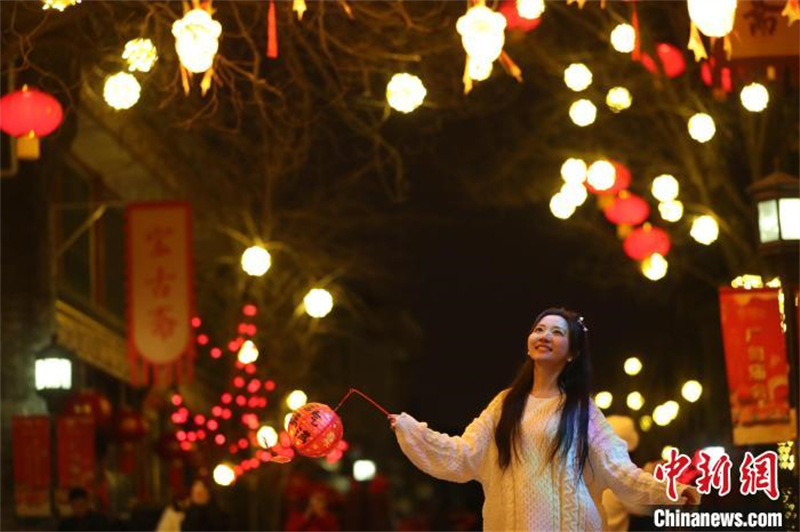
top-left (604, 192), bottom-right (651, 226)
top-left (116, 407), bottom-right (148, 442)
top-left (0, 86), bottom-right (63, 160)
top-left (586, 161), bottom-right (632, 195)
top-left (623, 224), bottom-right (671, 260)
top-left (287, 403), bottom-right (343, 458)
top-left (499, 0), bottom-right (542, 32)
top-left (62, 389), bottom-right (114, 431)
top-left (656, 43), bottom-right (686, 78)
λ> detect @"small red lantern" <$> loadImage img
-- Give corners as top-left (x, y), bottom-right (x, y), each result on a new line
top-left (623, 224), bottom-right (671, 260)
top-left (586, 161), bottom-right (632, 196)
top-left (604, 192), bottom-right (651, 226)
top-left (62, 390), bottom-right (113, 431)
top-left (499, 0), bottom-right (542, 32)
top-left (116, 407), bottom-right (148, 442)
top-left (287, 403), bottom-right (343, 458)
top-left (656, 43), bottom-right (686, 78)
top-left (0, 86), bottom-right (63, 160)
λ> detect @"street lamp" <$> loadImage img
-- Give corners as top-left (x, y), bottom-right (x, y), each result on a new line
top-left (34, 336), bottom-right (74, 413)
top-left (750, 171), bottom-right (799, 445)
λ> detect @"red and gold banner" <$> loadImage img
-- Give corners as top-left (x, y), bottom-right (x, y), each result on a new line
top-left (126, 202), bottom-right (195, 385)
top-left (719, 287), bottom-right (796, 445)
top-left (12, 416), bottom-right (51, 517)
top-left (57, 415), bottom-right (95, 490)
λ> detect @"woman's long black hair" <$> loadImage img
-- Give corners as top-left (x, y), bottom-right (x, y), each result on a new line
top-left (494, 308), bottom-right (592, 475)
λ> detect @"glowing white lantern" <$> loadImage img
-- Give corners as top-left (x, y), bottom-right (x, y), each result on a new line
top-left (386, 73), bottom-right (426, 113)
top-left (690, 215), bottom-right (719, 245)
top-left (257, 425), bottom-right (279, 448)
top-left (658, 200), bottom-right (684, 223)
top-left (237, 340), bottom-right (259, 364)
top-left (651, 174), bottom-right (680, 202)
top-left (549, 192), bottom-right (576, 220)
top-left (740, 82), bottom-right (769, 113)
top-left (353, 459), bottom-right (377, 482)
top-left (586, 160), bottom-right (616, 191)
top-left (213, 463), bottom-right (236, 486)
top-left (569, 99), bottom-right (597, 127)
top-left (172, 9), bottom-right (223, 73)
top-left (663, 400), bottom-right (680, 420)
top-left (623, 357), bottom-right (642, 376)
top-left (627, 391), bottom-right (644, 411)
top-left (610, 23), bottom-right (636, 53)
top-left (304, 288), bottom-right (334, 318)
top-left (564, 63), bottom-right (593, 92)
top-left (687, 0), bottom-right (737, 38)
top-left (467, 58), bottom-right (494, 81)
top-left (560, 182), bottom-right (588, 207)
top-left (103, 72), bottom-right (141, 110)
top-left (595, 391), bottom-right (613, 409)
top-left (241, 245), bottom-right (271, 276)
top-left (641, 253), bottom-right (668, 281)
top-left (688, 112), bottom-right (716, 143)
top-left (606, 86), bottom-right (632, 113)
top-left (561, 158), bottom-right (587, 185)
top-left (681, 380), bottom-right (703, 402)
top-left (123, 38), bottom-right (158, 73)
top-left (652, 405), bottom-right (672, 426)
top-left (286, 390), bottom-right (308, 410)
top-left (456, 5), bottom-right (507, 66)
top-left (517, 0), bottom-right (545, 19)
top-left (35, 358), bottom-right (72, 391)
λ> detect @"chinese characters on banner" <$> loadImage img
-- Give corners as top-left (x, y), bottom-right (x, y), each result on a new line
top-left (12, 416), bottom-right (51, 517)
top-left (56, 415), bottom-right (95, 513)
top-left (719, 287), bottom-right (796, 445)
top-left (655, 448), bottom-right (779, 501)
top-left (126, 202), bottom-right (195, 385)
top-left (729, 1), bottom-right (800, 64)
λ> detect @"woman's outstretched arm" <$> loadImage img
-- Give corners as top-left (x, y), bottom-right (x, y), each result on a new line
top-left (390, 392), bottom-right (505, 484)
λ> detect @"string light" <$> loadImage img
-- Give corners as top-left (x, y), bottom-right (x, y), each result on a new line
top-left (386, 73), bottom-right (426, 113)
top-left (606, 86), bottom-right (632, 113)
top-left (560, 182), bottom-right (588, 207)
top-left (103, 72), bottom-right (141, 110)
top-left (213, 463), bottom-right (236, 486)
top-left (172, 9), bottom-right (222, 73)
top-left (740, 83), bottom-right (769, 112)
top-left (658, 200), bottom-right (684, 222)
top-left (595, 391), bottom-right (613, 409)
top-left (627, 392), bottom-right (645, 411)
top-left (286, 390), bottom-right (308, 410)
top-left (517, 0), bottom-right (545, 19)
top-left (304, 288), bottom-right (334, 318)
top-left (687, 113), bottom-right (716, 143)
top-left (690, 215), bottom-right (719, 245)
top-left (42, 0), bottom-right (80, 11)
top-left (549, 192), bottom-right (576, 219)
top-left (241, 245), bottom-right (271, 276)
top-left (639, 415), bottom-right (653, 432)
top-left (237, 340), bottom-right (259, 364)
top-left (610, 23), bottom-right (636, 53)
top-left (569, 99), bottom-right (597, 127)
top-left (623, 357), bottom-right (642, 376)
top-left (586, 160), bottom-right (615, 191)
top-left (681, 380), bottom-right (703, 402)
top-left (641, 253), bottom-right (668, 281)
top-left (257, 425), bottom-right (279, 448)
top-left (651, 174), bottom-right (680, 202)
top-left (123, 38), bottom-right (158, 73)
top-left (564, 63), bottom-right (592, 92)
top-left (561, 158), bottom-right (587, 185)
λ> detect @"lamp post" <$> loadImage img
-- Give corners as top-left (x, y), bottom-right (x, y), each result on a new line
top-left (749, 170), bottom-right (800, 447)
top-left (34, 336), bottom-right (74, 518)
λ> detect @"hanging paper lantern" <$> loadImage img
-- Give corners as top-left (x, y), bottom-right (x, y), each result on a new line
top-left (641, 253), bottom-right (668, 281)
top-left (103, 72), bottom-right (141, 110)
top-left (610, 23), bottom-right (636, 53)
top-left (561, 158), bottom-right (587, 185)
top-left (304, 288), bottom-right (333, 318)
top-left (456, 5), bottom-right (507, 68)
top-left (499, 0), bottom-right (542, 32)
top-left (550, 192), bottom-right (577, 220)
top-left (172, 9), bottom-right (223, 73)
top-left (656, 43), bottom-right (686, 78)
top-left (687, 113), bottom-right (715, 143)
top-left (63, 390), bottom-right (114, 430)
top-left (586, 161), bottom-right (631, 195)
top-left (42, 0), bottom-right (80, 11)
top-left (651, 174), bottom-right (680, 202)
top-left (606, 87), bottom-right (632, 113)
top-left (564, 63), bottom-right (592, 92)
top-left (0, 86), bottom-right (64, 160)
top-left (604, 192), bottom-right (650, 226)
top-left (687, 0), bottom-right (737, 38)
top-left (658, 200), bottom-right (684, 223)
top-left (690, 215), bottom-right (719, 245)
top-left (623, 224), bottom-right (671, 260)
top-left (116, 407), bottom-right (148, 442)
top-left (560, 182), bottom-right (588, 207)
top-left (569, 99), bottom-right (597, 127)
top-left (286, 403), bottom-right (344, 458)
top-left (740, 83), bottom-right (769, 113)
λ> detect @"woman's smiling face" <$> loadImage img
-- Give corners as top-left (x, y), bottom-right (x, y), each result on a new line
top-left (527, 314), bottom-right (571, 367)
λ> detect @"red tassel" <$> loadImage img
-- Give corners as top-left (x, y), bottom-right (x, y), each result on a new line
top-left (631, 1), bottom-right (641, 61)
top-left (267, 0), bottom-right (278, 59)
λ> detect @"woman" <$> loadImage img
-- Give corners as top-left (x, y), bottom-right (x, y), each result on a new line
top-left (390, 308), bottom-right (699, 531)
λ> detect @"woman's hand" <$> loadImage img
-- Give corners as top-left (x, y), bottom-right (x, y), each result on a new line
top-left (681, 486), bottom-right (701, 506)
top-left (389, 414), bottom-right (398, 432)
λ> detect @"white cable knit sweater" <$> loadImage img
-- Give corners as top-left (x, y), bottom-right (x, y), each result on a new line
top-left (394, 392), bottom-right (684, 532)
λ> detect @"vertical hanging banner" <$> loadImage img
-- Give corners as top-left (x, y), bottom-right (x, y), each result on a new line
top-left (126, 202), bottom-right (195, 385)
top-left (13, 416), bottom-right (51, 517)
top-left (719, 287), bottom-right (796, 445)
top-left (56, 415), bottom-right (95, 513)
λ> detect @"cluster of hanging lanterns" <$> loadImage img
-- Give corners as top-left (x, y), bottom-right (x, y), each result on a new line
top-left (103, 38), bottom-right (158, 110)
top-left (172, 8), bottom-right (222, 74)
top-left (651, 174), bottom-right (683, 223)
